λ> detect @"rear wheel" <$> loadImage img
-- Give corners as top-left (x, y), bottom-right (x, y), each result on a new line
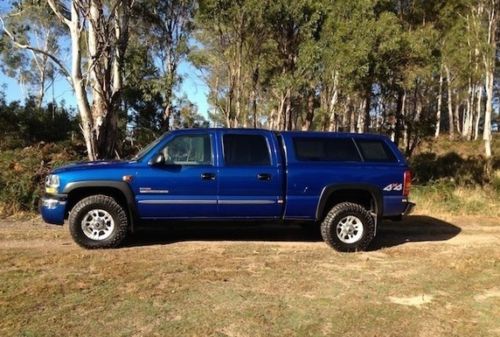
top-left (68, 195), bottom-right (128, 249)
top-left (321, 202), bottom-right (375, 252)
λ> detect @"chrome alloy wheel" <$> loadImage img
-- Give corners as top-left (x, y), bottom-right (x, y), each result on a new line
top-left (336, 215), bottom-right (364, 244)
top-left (81, 209), bottom-right (115, 241)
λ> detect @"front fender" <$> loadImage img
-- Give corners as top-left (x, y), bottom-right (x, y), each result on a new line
top-left (63, 181), bottom-right (137, 231)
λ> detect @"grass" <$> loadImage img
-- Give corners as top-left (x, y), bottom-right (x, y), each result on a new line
top-left (1, 216), bottom-right (499, 337)
top-left (1, 137), bottom-right (499, 336)
top-left (411, 180), bottom-right (500, 217)
top-left (416, 135), bottom-right (499, 158)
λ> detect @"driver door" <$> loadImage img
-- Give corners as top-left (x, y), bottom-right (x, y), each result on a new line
top-left (134, 132), bottom-right (218, 219)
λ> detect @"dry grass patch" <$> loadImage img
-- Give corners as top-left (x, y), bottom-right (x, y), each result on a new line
top-left (411, 182), bottom-right (500, 217)
top-left (1, 216), bottom-right (499, 337)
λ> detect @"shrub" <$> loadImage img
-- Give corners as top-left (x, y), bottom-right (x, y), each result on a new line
top-left (411, 181), bottom-right (500, 217)
top-left (0, 142), bottom-right (85, 216)
top-left (410, 151), bottom-right (492, 185)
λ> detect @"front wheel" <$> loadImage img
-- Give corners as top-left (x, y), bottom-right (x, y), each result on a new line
top-left (68, 195), bottom-right (128, 249)
top-left (321, 202), bottom-right (375, 252)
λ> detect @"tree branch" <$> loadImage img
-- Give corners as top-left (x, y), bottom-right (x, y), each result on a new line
top-left (47, 0), bottom-right (72, 27)
top-left (0, 17), bottom-right (71, 82)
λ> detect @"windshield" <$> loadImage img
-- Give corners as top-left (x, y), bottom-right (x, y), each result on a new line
top-left (131, 133), bottom-right (168, 161)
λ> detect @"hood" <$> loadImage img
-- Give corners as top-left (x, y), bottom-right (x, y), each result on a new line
top-left (52, 160), bottom-right (136, 174)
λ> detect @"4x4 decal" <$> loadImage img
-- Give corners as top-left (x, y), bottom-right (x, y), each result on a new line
top-left (383, 183), bottom-right (402, 191)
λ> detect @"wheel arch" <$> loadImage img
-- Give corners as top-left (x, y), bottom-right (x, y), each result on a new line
top-left (315, 184), bottom-right (383, 221)
top-left (63, 181), bottom-right (137, 231)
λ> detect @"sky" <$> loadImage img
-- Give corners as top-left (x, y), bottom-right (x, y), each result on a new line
top-left (0, 1), bottom-right (210, 116)
top-left (0, 59), bottom-right (211, 118)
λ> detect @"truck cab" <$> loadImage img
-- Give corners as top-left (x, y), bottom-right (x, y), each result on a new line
top-left (41, 128), bottom-right (414, 252)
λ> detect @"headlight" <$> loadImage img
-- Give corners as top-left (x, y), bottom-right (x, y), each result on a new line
top-left (45, 174), bottom-right (60, 194)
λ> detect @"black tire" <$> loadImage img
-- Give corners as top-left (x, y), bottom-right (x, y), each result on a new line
top-left (68, 195), bottom-right (128, 249)
top-left (320, 202), bottom-right (375, 252)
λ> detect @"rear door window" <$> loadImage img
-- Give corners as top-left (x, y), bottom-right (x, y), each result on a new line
top-left (355, 139), bottom-right (397, 162)
top-left (293, 137), bottom-right (361, 162)
top-left (223, 134), bottom-right (271, 166)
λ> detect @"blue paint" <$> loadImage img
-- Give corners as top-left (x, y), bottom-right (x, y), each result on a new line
top-left (40, 129), bottom-right (413, 226)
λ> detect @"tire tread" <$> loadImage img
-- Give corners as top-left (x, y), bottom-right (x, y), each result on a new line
top-left (68, 194), bottom-right (128, 249)
top-left (320, 202), bottom-right (375, 252)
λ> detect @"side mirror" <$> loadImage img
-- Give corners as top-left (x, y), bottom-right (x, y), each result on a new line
top-left (148, 153), bottom-right (165, 166)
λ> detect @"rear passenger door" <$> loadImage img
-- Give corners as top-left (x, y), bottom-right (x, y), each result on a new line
top-left (217, 131), bottom-right (284, 219)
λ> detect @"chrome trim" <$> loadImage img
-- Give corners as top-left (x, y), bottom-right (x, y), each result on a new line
top-left (219, 200), bottom-right (276, 205)
top-left (140, 188), bottom-right (169, 194)
top-left (138, 200), bottom-right (216, 205)
top-left (138, 199), bottom-right (277, 205)
top-left (42, 198), bottom-right (66, 209)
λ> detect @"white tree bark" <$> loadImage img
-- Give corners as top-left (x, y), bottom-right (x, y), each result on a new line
top-left (445, 65), bottom-right (454, 139)
top-left (47, 0), bottom-right (130, 159)
top-left (69, 4), bottom-right (95, 160)
top-left (435, 69), bottom-right (443, 138)
top-left (327, 71), bottom-right (339, 132)
top-left (474, 85), bottom-right (483, 141)
top-left (357, 100), bottom-right (365, 133)
top-left (482, 0), bottom-right (497, 159)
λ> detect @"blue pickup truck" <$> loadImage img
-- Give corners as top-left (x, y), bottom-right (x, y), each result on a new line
top-left (40, 128), bottom-right (414, 252)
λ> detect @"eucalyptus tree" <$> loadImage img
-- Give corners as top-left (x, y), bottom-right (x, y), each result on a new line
top-left (478, 0), bottom-right (498, 158)
top-left (1, 0), bottom-right (133, 160)
top-left (193, 0), bottom-right (280, 128)
top-left (0, 2), bottom-right (63, 107)
top-left (132, 0), bottom-right (196, 131)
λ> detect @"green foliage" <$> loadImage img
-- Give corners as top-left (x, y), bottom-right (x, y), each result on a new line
top-left (410, 152), bottom-right (492, 185)
top-left (0, 94), bottom-right (79, 150)
top-left (0, 1), bottom-right (65, 103)
top-left (411, 181), bottom-right (500, 216)
top-left (128, 0), bottom-right (197, 131)
top-left (0, 142), bottom-right (84, 215)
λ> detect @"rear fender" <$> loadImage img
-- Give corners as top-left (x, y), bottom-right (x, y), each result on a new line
top-left (315, 184), bottom-right (383, 221)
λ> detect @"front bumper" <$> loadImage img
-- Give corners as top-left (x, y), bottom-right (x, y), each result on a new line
top-left (39, 195), bottom-right (67, 225)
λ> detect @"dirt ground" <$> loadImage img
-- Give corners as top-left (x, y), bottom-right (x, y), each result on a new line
top-left (1, 214), bottom-right (499, 337)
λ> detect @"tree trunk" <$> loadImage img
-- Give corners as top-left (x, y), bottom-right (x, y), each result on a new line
top-left (454, 93), bottom-right (461, 135)
top-left (275, 93), bottom-right (286, 131)
top-left (302, 90), bottom-right (315, 131)
top-left (484, 71), bottom-right (493, 158)
top-left (227, 72), bottom-right (235, 127)
top-left (435, 70), bottom-right (443, 138)
top-left (364, 91), bottom-right (371, 132)
top-left (39, 0), bottom-right (132, 159)
top-left (482, 0), bottom-right (497, 159)
top-left (69, 2), bottom-right (96, 160)
top-left (110, 0), bottom-right (129, 155)
top-left (234, 27), bottom-right (243, 128)
top-left (327, 71), bottom-right (339, 132)
top-left (349, 100), bottom-right (356, 133)
top-left (463, 79), bottom-right (474, 140)
top-left (474, 85), bottom-right (483, 140)
top-left (162, 64), bottom-right (176, 132)
top-left (251, 68), bottom-right (259, 128)
top-left (445, 65), bottom-right (454, 139)
top-left (357, 100), bottom-right (365, 133)
top-left (284, 89), bottom-right (292, 131)
top-left (89, 0), bottom-right (119, 159)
